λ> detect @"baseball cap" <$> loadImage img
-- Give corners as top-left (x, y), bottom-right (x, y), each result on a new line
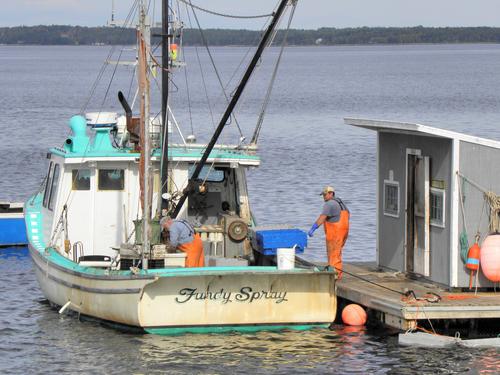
top-left (320, 186), bottom-right (335, 195)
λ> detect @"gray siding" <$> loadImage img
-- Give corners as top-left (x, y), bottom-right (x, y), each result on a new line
top-left (457, 141), bottom-right (500, 288)
top-left (378, 133), bottom-right (452, 285)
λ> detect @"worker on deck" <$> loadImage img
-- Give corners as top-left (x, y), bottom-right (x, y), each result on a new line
top-left (160, 217), bottom-right (205, 267)
top-left (308, 186), bottom-right (350, 278)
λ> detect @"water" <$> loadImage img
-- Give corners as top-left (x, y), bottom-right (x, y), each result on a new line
top-left (2, 44), bottom-right (500, 373)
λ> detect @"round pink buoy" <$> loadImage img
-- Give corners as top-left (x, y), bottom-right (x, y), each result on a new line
top-left (341, 304), bottom-right (367, 326)
top-left (480, 234), bottom-right (500, 282)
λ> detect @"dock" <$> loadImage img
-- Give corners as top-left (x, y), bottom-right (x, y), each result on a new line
top-left (337, 262), bottom-right (500, 331)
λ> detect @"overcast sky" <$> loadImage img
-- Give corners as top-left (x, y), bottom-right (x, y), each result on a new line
top-left (2, 0), bottom-right (500, 29)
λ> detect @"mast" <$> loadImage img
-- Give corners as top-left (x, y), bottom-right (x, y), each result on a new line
top-left (171, 0), bottom-right (290, 218)
top-left (138, 1), bottom-right (151, 268)
top-left (160, 0), bottom-right (170, 215)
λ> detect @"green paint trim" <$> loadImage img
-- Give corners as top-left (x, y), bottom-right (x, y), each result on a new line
top-left (24, 193), bottom-right (47, 252)
top-left (145, 324), bottom-right (330, 335)
top-left (50, 146), bottom-right (260, 161)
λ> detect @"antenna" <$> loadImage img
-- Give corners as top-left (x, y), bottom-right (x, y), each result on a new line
top-left (107, 0), bottom-right (117, 27)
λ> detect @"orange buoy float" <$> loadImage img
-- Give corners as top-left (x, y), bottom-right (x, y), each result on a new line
top-left (170, 43), bottom-right (178, 61)
top-left (341, 304), bottom-right (367, 326)
top-left (480, 234), bottom-right (500, 282)
top-left (466, 242), bottom-right (481, 289)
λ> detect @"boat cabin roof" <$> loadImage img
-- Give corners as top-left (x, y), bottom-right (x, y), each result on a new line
top-left (50, 143), bottom-right (260, 166)
top-left (345, 117), bottom-right (500, 150)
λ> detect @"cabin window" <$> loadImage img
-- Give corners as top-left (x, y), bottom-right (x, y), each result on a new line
top-left (430, 188), bottom-right (445, 227)
top-left (48, 164), bottom-right (60, 211)
top-left (383, 180), bottom-right (399, 217)
top-left (188, 165), bottom-right (225, 182)
top-left (98, 169), bottom-right (125, 190)
top-left (72, 169), bottom-right (91, 191)
top-left (43, 162), bottom-right (54, 208)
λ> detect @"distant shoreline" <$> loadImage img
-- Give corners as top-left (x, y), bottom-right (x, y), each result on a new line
top-left (2, 42), bottom-right (500, 48)
top-left (2, 25), bottom-right (500, 46)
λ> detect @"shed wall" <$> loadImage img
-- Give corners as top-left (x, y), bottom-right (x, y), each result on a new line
top-left (458, 141), bottom-right (500, 287)
top-left (378, 133), bottom-right (452, 285)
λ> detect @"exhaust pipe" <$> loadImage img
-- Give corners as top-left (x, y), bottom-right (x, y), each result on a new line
top-left (118, 91), bottom-right (132, 122)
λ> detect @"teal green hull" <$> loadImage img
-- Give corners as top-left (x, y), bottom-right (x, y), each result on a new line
top-left (145, 324), bottom-right (330, 335)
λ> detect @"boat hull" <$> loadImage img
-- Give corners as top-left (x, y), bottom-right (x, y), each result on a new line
top-left (0, 209), bottom-right (27, 247)
top-left (29, 245), bottom-right (337, 334)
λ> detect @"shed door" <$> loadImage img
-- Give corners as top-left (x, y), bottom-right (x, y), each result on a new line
top-left (406, 155), bottom-right (430, 276)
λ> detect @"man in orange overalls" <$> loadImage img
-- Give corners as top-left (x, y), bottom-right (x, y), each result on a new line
top-left (160, 217), bottom-right (204, 267)
top-left (308, 186), bottom-right (349, 278)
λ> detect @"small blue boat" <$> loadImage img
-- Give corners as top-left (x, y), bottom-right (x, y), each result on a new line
top-left (0, 202), bottom-right (27, 247)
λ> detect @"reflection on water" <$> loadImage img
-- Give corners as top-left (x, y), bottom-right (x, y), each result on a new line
top-left (1, 247), bottom-right (499, 373)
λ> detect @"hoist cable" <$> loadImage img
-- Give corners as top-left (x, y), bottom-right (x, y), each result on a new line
top-left (187, 0), bottom-right (248, 137)
top-left (177, 0), bottom-right (273, 19)
top-left (251, 1), bottom-right (296, 144)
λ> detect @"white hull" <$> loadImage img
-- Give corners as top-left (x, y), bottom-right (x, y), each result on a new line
top-left (30, 245), bottom-right (337, 334)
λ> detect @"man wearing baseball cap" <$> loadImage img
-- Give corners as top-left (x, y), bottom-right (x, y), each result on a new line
top-left (308, 186), bottom-right (350, 278)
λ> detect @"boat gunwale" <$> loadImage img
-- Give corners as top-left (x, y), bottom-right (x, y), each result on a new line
top-left (30, 244), bottom-right (334, 281)
top-left (25, 192), bottom-right (334, 281)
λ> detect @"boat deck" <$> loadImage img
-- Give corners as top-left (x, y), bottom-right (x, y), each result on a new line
top-left (335, 262), bottom-right (500, 330)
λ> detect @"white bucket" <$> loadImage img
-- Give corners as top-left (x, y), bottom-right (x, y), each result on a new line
top-left (277, 247), bottom-right (296, 270)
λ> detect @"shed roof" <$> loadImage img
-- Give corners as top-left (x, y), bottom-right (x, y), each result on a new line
top-left (345, 117), bottom-right (500, 150)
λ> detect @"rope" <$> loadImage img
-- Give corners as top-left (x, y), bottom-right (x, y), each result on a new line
top-left (177, 0), bottom-right (274, 19)
top-left (313, 264), bottom-right (442, 307)
top-left (485, 191), bottom-right (500, 232)
top-left (458, 172), bottom-right (500, 233)
top-left (458, 176), bottom-right (470, 262)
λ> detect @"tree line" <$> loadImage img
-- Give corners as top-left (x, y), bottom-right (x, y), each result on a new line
top-left (2, 25), bottom-right (500, 46)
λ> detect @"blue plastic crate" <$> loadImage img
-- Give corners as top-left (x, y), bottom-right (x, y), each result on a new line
top-left (255, 228), bottom-right (307, 255)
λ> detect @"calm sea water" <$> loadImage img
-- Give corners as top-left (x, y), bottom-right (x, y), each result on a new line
top-left (1, 44), bottom-right (500, 373)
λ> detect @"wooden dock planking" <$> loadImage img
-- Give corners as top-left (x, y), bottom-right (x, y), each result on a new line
top-left (335, 262), bottom-right (500, 329)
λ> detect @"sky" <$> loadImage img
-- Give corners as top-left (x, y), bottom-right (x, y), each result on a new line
top-left (2, 0), bottom-right (500, 29)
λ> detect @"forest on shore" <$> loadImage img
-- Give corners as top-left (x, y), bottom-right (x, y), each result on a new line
top-left (2, 25), bottom-right (500, 46)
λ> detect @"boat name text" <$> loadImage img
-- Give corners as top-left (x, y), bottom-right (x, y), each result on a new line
top-left (175, 287), bottom-right (288, 304)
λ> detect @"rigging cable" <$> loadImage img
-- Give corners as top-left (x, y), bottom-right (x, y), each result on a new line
top-left (251, 0), bottom-right (297, 144)
top-left (177, 0), bottom-right (273, 19)
top-left (183, 1), bottom-right (216, 130)
top-left (187, 0), bottom-right (245, 137)
top-left (100, 48), bottom-right (124, 112)
top-left (179, 23), bottom-right (195, 135)
top-left (80, 0), bottom-right (140, 114)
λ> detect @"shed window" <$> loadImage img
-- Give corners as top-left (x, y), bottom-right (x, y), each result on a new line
top-left (98, 169), bottom-right (124, 190)
top-left (43, 162), bottom-right (54, 208)
top-left (72, 169), bottom-right (91, 191)
top-left (430, 188), bottom-right (445, 227)
top-left (383, 180), bottom-right (399, 217)
top-left (48, 164), bottom-right (60, 211)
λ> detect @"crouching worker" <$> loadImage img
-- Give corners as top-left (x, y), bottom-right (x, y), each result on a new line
top-left (160, 217), bottom-right (205, 268)
top-left (308, 186), bottom-right (349, 279)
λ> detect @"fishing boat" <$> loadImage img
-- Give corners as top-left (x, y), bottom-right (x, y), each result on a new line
top-left (24, 0), bottom-right (337, 334)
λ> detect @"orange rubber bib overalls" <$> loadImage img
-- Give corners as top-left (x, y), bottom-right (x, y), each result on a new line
top-left (324, 198), bottom-right (349, 278)
top-left (176, 221), bottom-right (205, 268)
